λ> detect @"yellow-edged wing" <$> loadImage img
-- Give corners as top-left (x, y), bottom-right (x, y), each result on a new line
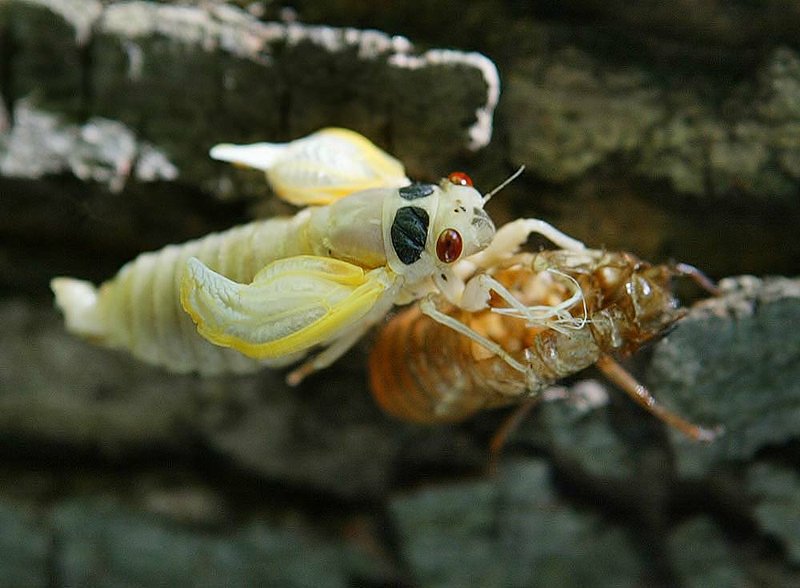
top-left (210, 128), bottom-right (409, 206)
top-left (180, 255), bottom-right (396, 358)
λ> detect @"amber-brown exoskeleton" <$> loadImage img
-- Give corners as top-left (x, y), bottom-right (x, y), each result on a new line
top-left (369, 249), bottom-right (720, 441)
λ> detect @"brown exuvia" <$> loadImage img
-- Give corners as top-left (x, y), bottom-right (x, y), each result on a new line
top-left (369, 249), bottom-right (720, 442)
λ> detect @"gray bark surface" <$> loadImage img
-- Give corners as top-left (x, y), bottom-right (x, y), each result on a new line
top-left (1, 1), bottom-right (799, 585)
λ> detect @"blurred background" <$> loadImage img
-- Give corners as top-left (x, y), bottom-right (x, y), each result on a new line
top-left (1, 1), bottom-right (799, 586)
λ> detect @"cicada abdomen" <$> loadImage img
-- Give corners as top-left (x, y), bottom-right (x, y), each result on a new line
top-left (52, 215), bottom-right (317, 375)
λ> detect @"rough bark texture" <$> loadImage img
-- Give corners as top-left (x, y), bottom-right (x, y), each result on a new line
top-left (1, 0), bottom-right (799, 586)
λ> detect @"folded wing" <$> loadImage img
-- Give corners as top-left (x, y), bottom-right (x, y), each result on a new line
top-left (180, 255), bottom-right (396, 358)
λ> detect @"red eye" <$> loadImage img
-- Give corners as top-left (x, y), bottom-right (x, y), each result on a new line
top-left (447, 171), bottom-right (473, 187)
top-left (436, 229), bottom-right (463, 263)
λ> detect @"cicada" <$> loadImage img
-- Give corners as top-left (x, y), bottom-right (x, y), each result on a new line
top-left (52, 128), bottom-right (584, 383)
top-left (368, 248), bottom-right (721, 442)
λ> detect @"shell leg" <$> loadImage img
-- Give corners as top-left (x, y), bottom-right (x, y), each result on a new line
top-left (595, 355), bottom-right (722, 442)
top-left (488, 397), bottom-right (542, 474)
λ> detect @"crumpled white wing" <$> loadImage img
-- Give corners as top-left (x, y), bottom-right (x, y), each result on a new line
top-left (210, 128), bottom-right (409, 205)
top-left (181, 255), bottom-right (394, 358)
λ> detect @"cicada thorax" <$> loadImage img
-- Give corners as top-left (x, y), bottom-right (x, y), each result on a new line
top-left (301, 174), bottom-right (495, 281)
top-left (304, 188), bottom-right (389, 269)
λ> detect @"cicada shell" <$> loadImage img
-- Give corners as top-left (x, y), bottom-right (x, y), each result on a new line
top-left (369, 249), bottom-right (718, 440)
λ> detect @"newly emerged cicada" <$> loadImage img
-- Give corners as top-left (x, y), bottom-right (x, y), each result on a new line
top-left (369, 248), bottom-right (721, 442)
top-left (52, 128), bottom-right (584, 383)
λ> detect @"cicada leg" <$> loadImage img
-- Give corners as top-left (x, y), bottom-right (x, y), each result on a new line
top-left (285, 321), bottom-right (372, 386)
top-left (462, 271), bottom-right (588, 334)
top-left (673, 262), bottom-right (721, 296)
top-left (419, 296), bottom-right (529, 376)
top-left (595, 355), bottom-right (723, 442)
top-left (487, 396), bottom-right (542, 475)
top-left (285, 289), bottom-right (400, 386)
top-left (468, 218), bottom-right (586, 270)
top-left (424, 265), bottom-right (588, 388)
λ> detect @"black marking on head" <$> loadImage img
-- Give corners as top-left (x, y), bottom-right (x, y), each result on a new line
top-left (399, 183), bottom-right (435, 200)
top-left (391, 206), bottom-right (429, 265)
top-left (440, 273), bottom-right (448, 281)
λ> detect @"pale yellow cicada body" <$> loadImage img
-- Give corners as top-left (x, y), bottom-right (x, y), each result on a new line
top-left (52, 128), bottom-right (586, 383)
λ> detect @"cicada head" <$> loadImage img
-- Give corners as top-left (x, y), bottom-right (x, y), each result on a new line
top-left (383, 172), bottom-right (495, 284)
top-left (613, 262), bottom-right (686, 351)
top-left (431, 172), bottom-right (496, 263)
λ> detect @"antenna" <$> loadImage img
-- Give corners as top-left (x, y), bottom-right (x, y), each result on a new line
top-left (483, 165), bottom-right (525, 204)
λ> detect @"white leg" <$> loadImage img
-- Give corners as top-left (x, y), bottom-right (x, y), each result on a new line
top-left (419, 296), bottom-right (528, 375)
top-left (469, 218), bottom-right (585, 270)
top-left (285, 321), bottom-right (373, 386)
top-left (285, 287), bottom-right (399, 386)
top-left (460, 272), bottom-right (587, 334)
